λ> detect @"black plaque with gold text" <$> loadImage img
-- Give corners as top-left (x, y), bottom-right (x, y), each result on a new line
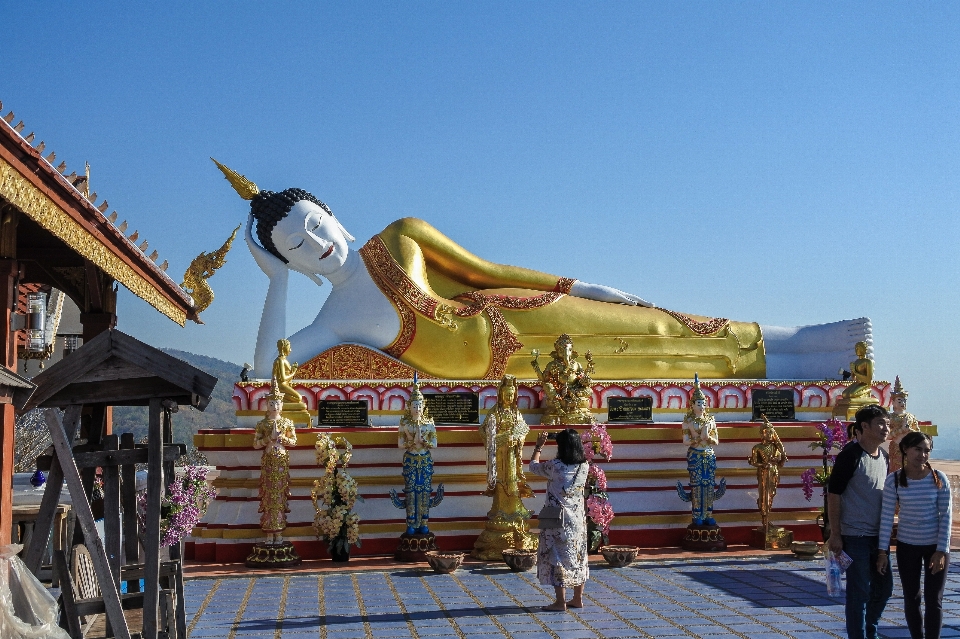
top-left (318, 400), bottom-right (369, 427)
top-left (751, 389), bottom-right (796, 421)
top-left (423, 392), bottom-right (479, 424)
top-left (607, 396), bottom-right (654, 423)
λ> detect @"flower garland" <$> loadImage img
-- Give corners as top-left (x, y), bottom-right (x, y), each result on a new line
top-left (137, 465), bottom-right (217, 548)
top-left (800, 417), bottom-right (848, 502)
top-left (312, 433), bottom-right (363, 556)
top-left (582, 427), bottom-right (614, 551)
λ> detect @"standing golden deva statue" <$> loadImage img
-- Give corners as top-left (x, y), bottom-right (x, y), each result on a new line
top-left (245, 377), bottom-right (302, 567)
top-left (747, 415), bottom-right (793, 550)
top-left (887, 376), bottom-right (920, 472)
top-left (472, 375), bottom-right (537, 560)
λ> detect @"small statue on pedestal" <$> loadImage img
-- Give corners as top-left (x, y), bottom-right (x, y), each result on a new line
top-left (748, 415), bottom-right (793, 549)
top-left (531, 334), bottom-right (595, 425)
top-left (245, 378), bottom-right (302, 567)
top-left (834, 341), bottom-right (875, 419)
top-left (389, 376), bottom-right (444, 560)
top-left (888, 376), bottom-right (920, 472)
top-left (273, 338), bottom-right (311, 424)
top-left (676, 374), bottom-right (727, 550)
top-left (472, 374), bottom-right (538, 559)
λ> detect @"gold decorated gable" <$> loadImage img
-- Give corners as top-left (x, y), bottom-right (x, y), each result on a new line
top-left (0, 157), bottom-right (188, 325)
top-left (296, 344), bottom-right (434, 380)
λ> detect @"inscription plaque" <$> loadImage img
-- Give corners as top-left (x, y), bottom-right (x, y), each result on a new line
top-left (751, 389), bottom-right (796, 421)
top-left (423, 392), bottom-right (480, 424)
top-left (607, 396), bottom-right (654, 423)
top-left (317, 400), bottom-right (369, 427)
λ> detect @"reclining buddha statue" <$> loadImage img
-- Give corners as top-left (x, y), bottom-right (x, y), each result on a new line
top-left (213, 160), bottom-right (872, 381)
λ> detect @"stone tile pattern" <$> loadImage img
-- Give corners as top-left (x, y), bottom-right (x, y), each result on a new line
top-left (183, 556), bottom-right (960, 639)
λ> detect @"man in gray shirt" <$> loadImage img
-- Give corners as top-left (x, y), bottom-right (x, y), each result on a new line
top-left (828, 404), bottom-right (892, 639)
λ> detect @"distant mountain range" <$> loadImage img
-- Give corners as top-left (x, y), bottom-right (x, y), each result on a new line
top-left (112, 349), bottom-right (241, 447)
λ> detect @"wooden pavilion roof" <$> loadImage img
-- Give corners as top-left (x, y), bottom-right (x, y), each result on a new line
top-left (0, 103), bottom-right (198, 325)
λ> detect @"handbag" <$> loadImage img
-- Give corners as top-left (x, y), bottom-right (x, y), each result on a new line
top-left (538, 505), bottom-right (564, 529)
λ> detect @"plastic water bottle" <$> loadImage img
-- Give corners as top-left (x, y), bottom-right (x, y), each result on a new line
top-left (825, 553), bottom-right (845, 597)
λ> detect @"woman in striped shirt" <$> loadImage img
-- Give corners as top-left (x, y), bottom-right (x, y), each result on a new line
top-left (877, 431), bottom-right (952, 639)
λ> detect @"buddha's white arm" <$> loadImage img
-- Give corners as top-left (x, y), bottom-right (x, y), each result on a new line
top-left (569, 281), bottom-right (654, 307)
top-left (253, 270), bottom-right (287, 376)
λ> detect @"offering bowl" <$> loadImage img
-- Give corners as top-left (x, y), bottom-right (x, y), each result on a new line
top-left (790, 541), bottom-right (822, 560)
top-left (599, 545), bottom-right (639, 568)
top-left (501, 548), bottom-right (537, 572)
top-left (424, 551), bottom-right (465, 573)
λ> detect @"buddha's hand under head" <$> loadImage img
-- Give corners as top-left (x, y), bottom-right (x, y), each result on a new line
top-left (569, 281), bottom-right (654, 307)
top-left (246, 214), bottom-right (288, 279)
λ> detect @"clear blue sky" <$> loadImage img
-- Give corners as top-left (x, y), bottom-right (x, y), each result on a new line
top-left (3, 4), bottom-right (958, 440)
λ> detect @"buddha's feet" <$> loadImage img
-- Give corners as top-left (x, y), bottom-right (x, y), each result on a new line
top-left (761, 317), bottom-right (872, 380)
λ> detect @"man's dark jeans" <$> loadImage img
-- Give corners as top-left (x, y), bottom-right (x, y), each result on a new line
top-left (843, 535), bottom-right (894, 639)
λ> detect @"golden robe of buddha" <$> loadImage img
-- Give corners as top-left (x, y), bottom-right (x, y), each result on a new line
top-left (361, 218), bottom-right (765, 380)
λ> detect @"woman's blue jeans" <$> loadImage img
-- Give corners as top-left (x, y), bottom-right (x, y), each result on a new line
top-left (843, 535), bottom-right (894, 639)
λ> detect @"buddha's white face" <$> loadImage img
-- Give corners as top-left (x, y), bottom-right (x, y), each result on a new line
top-left (271, 200), bottom-right (353, 277)
top-left (693, 399), bottom-right (706, 417)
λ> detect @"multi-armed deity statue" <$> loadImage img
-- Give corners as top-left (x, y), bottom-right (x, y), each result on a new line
top-left (473, 375), bottom-right (538, 559)
top-left (748, 415), bottom-right (792, 549)
top-left (389, 378), bottom-right (444, 559)
top-left (676, 375), bottom-right (726, 549)
top-left (888, 376), bottom-right (920, 472)
top-left (531, 334), bottom-right (595, 425)
top-left (214, 160), bottom-right (873, 385)
top-left (245, 378), bottom-right (301, 567)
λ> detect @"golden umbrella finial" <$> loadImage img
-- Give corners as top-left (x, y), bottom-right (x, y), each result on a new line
top-left (211, 158), bottom-right (259, 200)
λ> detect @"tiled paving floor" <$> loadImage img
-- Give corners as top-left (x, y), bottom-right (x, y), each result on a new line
top-left (184, 556), bottom-right (960, 639)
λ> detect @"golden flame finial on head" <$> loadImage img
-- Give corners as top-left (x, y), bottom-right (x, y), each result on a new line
top-left (891, 375), bottom-right (908, 399)
top-left (409, 371), bottom-right (424, 403)
top-left (690, 373), bottom-right (707, 403)
top-left (266, 376), bottom-right (285, 402)
top-left (211, 157), bottom-right (260, 200)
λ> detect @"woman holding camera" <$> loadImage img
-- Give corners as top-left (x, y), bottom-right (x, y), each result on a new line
top-left (530, 428), bottom-right (589, 611)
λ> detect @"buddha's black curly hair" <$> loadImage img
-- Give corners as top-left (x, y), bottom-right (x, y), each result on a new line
top-left (250, 188), bottom-right (333, 263)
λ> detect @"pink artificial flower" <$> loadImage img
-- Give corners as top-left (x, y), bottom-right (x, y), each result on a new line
top-left (586, 494), bottom-right (615, 533)
top-left (588, 465), bottom-right (608, 491)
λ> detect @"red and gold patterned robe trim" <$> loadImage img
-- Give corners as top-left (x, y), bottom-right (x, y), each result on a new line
top-left (358, 236), bottom-right (567, 379)
top-left (660, 310), bottom-right (730, 336)
top-left (553, 277), bottom-right (576, 294)
top-left (358, 237), bottom-right (419, 358)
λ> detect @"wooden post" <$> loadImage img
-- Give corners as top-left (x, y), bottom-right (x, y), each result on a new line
top-left (0, 258), bottom-right (19, 546)
top-left (24, 404), bottom-right (83, 575)
top-left (102, 434), bottom-right (121, 638)
top-left (0, 402), bottom-right (14, 546)
top-left (142, 398), bottom-right (163, 639)
top-left (46, 409), bottom-right (131, 639)
top-left (120, 432), bottom-right (140, 593)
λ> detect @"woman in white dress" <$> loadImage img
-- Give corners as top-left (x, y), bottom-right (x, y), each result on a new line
top-left (530, 428), bottom-right (589, 611)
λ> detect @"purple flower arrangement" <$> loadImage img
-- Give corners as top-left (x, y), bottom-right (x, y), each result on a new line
top-left (800, 417), bottom-right (848, 501)
top-left (138, 465), bottom-right (217, 547)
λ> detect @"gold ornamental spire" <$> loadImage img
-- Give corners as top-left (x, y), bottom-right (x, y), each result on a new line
top-left (211, 158), bottom-right (260, 200)
top-left (891, 375), bottom-right (908, 399)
